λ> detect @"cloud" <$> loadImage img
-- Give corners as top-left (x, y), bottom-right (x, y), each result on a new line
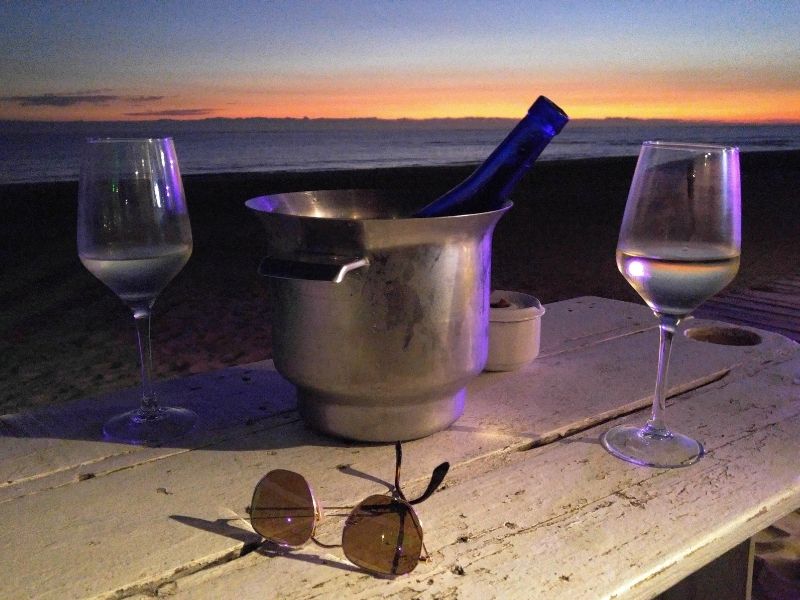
top-left (123, 108), bottom-right (216, 117)
top-left (128, 95), bottom-right (166, 103)
top-left (0, 92), bottom-right (165, 107)
top-left (1, 93), bottom-right (121, 107)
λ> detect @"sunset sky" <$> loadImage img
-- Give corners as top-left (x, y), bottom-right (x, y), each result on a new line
top-left (2, 0), bottom-right (799, 122)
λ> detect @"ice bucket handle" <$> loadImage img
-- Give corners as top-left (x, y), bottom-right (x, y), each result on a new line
top-left (258, 254), bottom-right (370, 283)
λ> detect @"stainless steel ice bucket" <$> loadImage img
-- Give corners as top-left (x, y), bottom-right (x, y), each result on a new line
top-left (246, 190), bottom-right (510, 441)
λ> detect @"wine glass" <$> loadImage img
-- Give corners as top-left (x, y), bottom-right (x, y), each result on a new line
top-left (78, 138), bottom-right (196, 444)
top-left (601, 141), bottom-right (741, 468)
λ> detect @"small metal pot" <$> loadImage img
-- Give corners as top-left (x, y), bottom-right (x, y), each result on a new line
top-left (246, 190), bottom-right (510, 441)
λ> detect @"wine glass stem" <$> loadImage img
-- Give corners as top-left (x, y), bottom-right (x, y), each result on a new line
top-left (646, 314), bottom-right (681, 436)
top-left (133, 308), bottom-right (158, 413)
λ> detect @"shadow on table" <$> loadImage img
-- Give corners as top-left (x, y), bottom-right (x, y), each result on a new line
top-left (0, 360), bottom-right (608, 457)
top-left (0, 364), bottom-right (367, 452)
top-left (170, 514), bottom-right (363, 575)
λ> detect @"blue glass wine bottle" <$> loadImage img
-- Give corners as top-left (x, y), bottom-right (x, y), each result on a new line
top-left (414, 96), bottom-right (569, 217)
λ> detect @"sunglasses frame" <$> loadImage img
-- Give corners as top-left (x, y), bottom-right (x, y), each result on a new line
top-left (249, 442), bottom-right (449, 576)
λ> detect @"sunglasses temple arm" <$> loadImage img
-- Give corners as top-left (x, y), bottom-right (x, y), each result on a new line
top-left (420, 540), bottom-right (431, 562)
top-left (394, 442), bottom-right (408, 502)
top-left (394, 442), bottom-right (450, 504)
top-left (409, 461), bottom-right (450, 505)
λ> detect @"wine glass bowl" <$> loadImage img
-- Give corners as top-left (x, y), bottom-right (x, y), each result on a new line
top-left (601, 141), bottom-right (741, 468)
top-left (77, 138), bottom-right (196, 444)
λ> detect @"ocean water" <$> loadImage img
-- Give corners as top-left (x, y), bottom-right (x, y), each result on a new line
top-left (1, 119), bottom-right (799, 185)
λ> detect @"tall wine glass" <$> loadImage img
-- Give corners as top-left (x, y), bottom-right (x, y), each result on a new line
top-left (78, 138), bottom-right (196, 444)
top-left (601, 141), bottom-right (741, 468)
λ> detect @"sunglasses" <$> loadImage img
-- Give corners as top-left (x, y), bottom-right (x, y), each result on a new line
top-left (249, 442), bottom-right (449, 576)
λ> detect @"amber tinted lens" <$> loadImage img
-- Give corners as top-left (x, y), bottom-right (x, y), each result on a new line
top-left (342, 494), bottom-right (423, 576)
top-left (250, 469), bottom-right (317, 547)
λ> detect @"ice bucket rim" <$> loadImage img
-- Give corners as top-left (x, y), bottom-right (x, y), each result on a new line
top-left (245, 189), bottom-right (512, 223)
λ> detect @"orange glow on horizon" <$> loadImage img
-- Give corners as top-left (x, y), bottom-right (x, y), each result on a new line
top-left (3, 74), bottom-right (800, 123)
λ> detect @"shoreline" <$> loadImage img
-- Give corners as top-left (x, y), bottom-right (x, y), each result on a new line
top-left (3, 148), bottom-right (799, 188)
top-left (2, 150), bottom-right (799, 414)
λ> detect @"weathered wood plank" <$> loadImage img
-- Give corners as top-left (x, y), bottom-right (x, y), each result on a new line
top-left (697, 308), bottom-right (800, 331)
top-left (0, 364), bottom-right (298, 502)
top-left (538, 296), bottom-right (654, 356)
top-left (0, 321), bottom-right (796, 598)
top-left (753, 277), bottom-right (800, 292)
top-left (720, 286), bottom-right (800, 306)
top-left (454, 316), bottom-right (794, 444)
top-left (702, 293), bottom-right (800, 316)
top-left (696, 272), bottom-right (800, 343)
top-left (1, 297), bottom-right (797, 600)
top-left (693, 309), bottom-right (800, 341)
top-left (2, 304), bottom-right (789, 505)
top-left (150, 356), bottom-right (800, 600)
top-left (0, 297), bottom-right (654, 500)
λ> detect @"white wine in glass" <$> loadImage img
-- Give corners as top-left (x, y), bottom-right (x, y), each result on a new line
top-left (77, 138), bottom-right (196, 444)
top-left (601, 141), bottom-right (741, 468)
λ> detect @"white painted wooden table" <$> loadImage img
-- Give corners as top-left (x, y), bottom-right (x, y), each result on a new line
top-left (2, 297), bottom-right (799, 600)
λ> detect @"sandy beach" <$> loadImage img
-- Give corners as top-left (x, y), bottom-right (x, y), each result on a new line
top-left (2, 150), bottom-right (799, 415)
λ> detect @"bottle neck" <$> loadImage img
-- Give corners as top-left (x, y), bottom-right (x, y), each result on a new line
top-left (414, 96), bottom-right (569, 217)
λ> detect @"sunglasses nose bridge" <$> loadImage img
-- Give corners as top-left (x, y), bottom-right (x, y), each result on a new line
top-left (311, 492), bottom-right (323, 536)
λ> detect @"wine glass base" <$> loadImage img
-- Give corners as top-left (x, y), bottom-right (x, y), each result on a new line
top-left (103, 406), bottom-right (197, 445)
top-left (601, 424), bottom-right (704, 468)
